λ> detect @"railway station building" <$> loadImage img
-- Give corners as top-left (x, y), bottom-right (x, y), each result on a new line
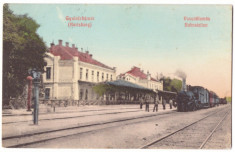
top-left (42, 40), bottom-right (116, 102)
top-left (116, 66), bottom-right (166, 102)
top-left (117, 66), bottom-right (163, 92)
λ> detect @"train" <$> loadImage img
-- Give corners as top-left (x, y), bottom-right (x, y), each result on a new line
top-left (176, 85), bottom-right (222, 112)
top-left (219, 97), bottom-right (228, 104)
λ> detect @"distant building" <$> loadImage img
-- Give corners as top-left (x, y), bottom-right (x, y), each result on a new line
top-left (42, 40), bottom-right (116, 101)
top-left (117, 66), bottom-right (163, 92)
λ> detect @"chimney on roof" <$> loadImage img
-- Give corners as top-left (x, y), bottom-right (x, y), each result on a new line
top-left (58, 40), bottom-right (62, 46)
top-left (81, 48), bottom-right (83, 52)
top-left (89, 54), bottom-right (93, 58)
top-left (65, 42), bottom-right (69, 47)
top-left (147, 71), bottom-right (151, 80)
top-left (50, 42), bottom-right (55, 48)
top-left (72, 44), bottom-right (75, 48)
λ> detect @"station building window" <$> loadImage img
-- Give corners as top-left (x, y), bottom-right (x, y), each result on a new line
top-left (92, 70), bottom-right (94, 82)
top-left (79, 89), bottom-right (83, 100)
top-left (86, 69), bottom-right (89, 80)
top-left (80, 68), bottom-right (83, 80)
top-left (97, 72), bottom-right (99, 82)
top-left (46, 67), bottom-right (51, 79)
top-left (45, 88), bottom-right (50, 99)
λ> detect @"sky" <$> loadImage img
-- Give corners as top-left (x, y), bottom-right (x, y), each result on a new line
top-left (8, 4), bottom-right (232, 97)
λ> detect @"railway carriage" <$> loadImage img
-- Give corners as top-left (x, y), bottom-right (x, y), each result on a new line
top-left (220, 98), bottom-right (227, 104)
top-left (209, 91), bottom-right (219, 107)
top-left (215, 97), bottom-right (220, 106)
top-left (188, 86), bottom-right (210, 108)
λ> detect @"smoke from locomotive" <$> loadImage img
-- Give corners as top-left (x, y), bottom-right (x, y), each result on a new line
top-left (175, 70), bottom-right (187, 91)
top-left (182, 78), bottom-right (186, 91)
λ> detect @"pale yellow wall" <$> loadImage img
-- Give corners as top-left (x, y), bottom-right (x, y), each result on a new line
top-left (43, 54), bottom-right (54, 99)
top-left (138, 79), bottom-right (148, 88)
top-left (57, 84), bottom-right (72, 99)
top-left (42, 53), bottom-right (116, 100)
top-left (43, 55), bottom-right (54, 83)
top-left (78, 61), bottom-right (116, 83)
top-left (121, 73), bottom-right (163, 91)
top-left (79, 83), bottom-right (98, 101)
top-left (124, 74), bottom-right (136, 83)
top-left (59, 65), bottom-right (73, 82)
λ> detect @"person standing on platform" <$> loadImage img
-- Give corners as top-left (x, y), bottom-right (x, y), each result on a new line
top-left (153, 96), bottom-right (159, 112)
top-left (140, 97), bottom-right (143, 109)
top-left (146, 97), bottom-right (150, 112)
top-left (169, 99), bottom-right (173, 109)
top-left (162, 98), bottom-right (166, 110)
top-left (145, 97), bottom-right (148, 112)
top-left (145, 96), bottom-right (150, 112)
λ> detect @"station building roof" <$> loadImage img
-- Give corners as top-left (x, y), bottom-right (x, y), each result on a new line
top-left (120, 66), bottom-right (158, 82)
top-left (49, 40), bottom-right (113, 70)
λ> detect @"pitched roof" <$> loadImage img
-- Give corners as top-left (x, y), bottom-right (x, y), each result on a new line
top-left (49, 43), bottom-right (113, 70)
top-left (124, 66), bottom-right (158, 82)
top-left (105, 79), bottom-right (153, 92)
top-left (126, 66), bottom-right (147, 79)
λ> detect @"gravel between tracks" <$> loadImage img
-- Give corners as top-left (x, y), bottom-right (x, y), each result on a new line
top-left (14, 105), bottom-right (231, 149)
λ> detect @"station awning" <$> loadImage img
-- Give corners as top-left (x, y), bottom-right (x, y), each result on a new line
top-left (157, 90), bottom-right (177, 97)
top-left (104, 79), bottom-right (154, 93)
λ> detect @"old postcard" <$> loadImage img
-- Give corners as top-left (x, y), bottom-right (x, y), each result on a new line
top-left (2, 3), bottom-right (232, 150)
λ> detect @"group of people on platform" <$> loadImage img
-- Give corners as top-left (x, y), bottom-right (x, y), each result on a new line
top-left (139, 96), bottom-right (174, 112)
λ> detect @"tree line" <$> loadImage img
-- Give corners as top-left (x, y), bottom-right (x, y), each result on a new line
top-left (3, 4), bottom-right (46, 107)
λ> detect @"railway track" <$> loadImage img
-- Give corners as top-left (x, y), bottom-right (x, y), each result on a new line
top-left (199, 110), bottom-right (230, 149)
top-left (3, 110), bottom-right (177, 148)
top-left (3, 109), bottom-right (143, 124)
top-left (3, 107), bottom-right (139, 117)
top-left (140, 106), bottom-right (230, 149)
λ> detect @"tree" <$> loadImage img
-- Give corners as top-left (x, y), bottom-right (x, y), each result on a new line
top-left (226, 97), bottom-right (231, 103)
top-left (92, 84), bottom-right (111, 97)
top-left (3, 4), bottom-right (46, 106)
top-left (162, 77), bottom-right (171, 91)
top-left (170, 79), bottom-right (182, 92)
top-left (160, 77), bottom-right (182, 92)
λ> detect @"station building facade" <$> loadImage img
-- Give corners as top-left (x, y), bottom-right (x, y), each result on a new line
top-left (117, 66), bottom-right (163, 92)
top-left (42, 40), bottom-right (116, 101)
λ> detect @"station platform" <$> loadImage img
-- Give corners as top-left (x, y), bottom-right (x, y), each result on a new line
top-left (2, 104), bottom-right (176, 139)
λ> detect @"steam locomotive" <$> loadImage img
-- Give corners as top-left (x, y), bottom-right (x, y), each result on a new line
top-left (176, 86), bottom-right (221, 112)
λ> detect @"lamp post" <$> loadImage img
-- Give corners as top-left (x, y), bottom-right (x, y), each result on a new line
top-left (28, 68), bottom-right (41, 125)
top-left (26, 76), bottom-right (33, 111)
